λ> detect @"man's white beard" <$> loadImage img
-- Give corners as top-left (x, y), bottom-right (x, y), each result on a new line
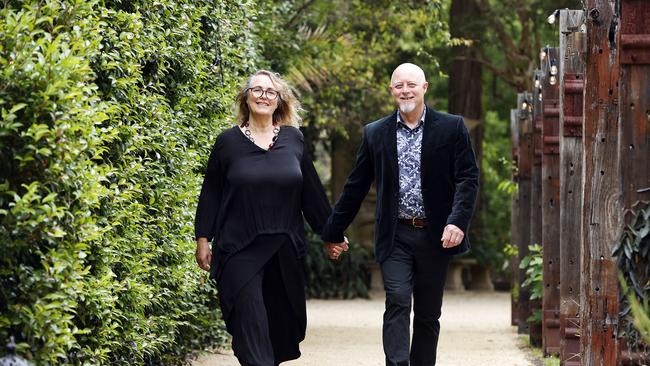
top-left (399, 102), bottom-right (416, 114)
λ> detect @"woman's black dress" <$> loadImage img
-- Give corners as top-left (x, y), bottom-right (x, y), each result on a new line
top-left (194, 126), bottom-right (331, 365)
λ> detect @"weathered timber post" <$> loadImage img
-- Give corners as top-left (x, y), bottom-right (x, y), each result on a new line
top-left (511, 108), bottom-right (521, 327)
top-left (541, 46), bottom-right (561, 356)
top-left (558, 9), bottom-right (586, 366)
top-left (618, 1), bottom-right (650, 364)
top-left (530, 73), bottom-right (545, 346)
top-left (581, 1), bottom-right (622, 365)
top-left (531, 70), bottom-right (544, 269)
top-left (517, 92), bottom-right (534, 335)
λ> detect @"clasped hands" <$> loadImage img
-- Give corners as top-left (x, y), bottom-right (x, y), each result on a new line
top-left (323, 224), bottom-right (463, 260)
top-left (324, 236), bottom-right (349, 260)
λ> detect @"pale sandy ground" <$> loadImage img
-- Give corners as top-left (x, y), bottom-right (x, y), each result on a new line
top-left (192, 291), bottom-right (537, 366)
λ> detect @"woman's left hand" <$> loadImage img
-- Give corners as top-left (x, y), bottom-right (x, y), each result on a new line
top-left (195, 238), bottom-right (212, 272)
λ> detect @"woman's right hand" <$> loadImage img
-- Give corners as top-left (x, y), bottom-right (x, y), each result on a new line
top-left (195, 238), bottom-right (212, 272)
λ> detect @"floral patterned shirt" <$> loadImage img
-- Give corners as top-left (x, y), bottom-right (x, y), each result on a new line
top-left (396, 108), bottom-right (426, 219)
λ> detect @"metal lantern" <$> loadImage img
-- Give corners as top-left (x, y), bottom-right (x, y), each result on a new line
top-left (0, 337), bottom-right (32, 366)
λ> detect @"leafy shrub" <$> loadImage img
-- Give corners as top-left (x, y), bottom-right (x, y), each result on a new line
top-left (614, 202), bottom-right (650, 355)
top-left (519, 244), bottom-right (543, 323)
top-left (1, 0), bottom-right (258, 364)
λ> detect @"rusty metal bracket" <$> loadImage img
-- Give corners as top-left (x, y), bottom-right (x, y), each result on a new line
top-left (620, 1), bottom-right (650, 64)
top-left (563, 74), bottom-right (585, 137)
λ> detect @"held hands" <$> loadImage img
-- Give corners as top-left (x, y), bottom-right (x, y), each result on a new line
top-left (324, 236), bottom-right (349, 260)
top-left (441, 224), bottom-right (464, 248)
top-left (195, 238), bottom-right (212, 272)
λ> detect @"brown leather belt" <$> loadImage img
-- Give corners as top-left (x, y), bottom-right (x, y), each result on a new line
top-left (398, 217), bottom-right (427, 228)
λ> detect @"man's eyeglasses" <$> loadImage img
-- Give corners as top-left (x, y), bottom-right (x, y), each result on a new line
top-left (248, 87), bottom-right (279, 100)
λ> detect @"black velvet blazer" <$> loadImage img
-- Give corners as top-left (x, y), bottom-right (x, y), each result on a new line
top-left (321, 107), bottom-right (480, 263)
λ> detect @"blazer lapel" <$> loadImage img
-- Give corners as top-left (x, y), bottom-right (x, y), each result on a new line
top-left (421, 107), bottom-right (440, 186)
top-left (382, 111), bottom-right (399, 189)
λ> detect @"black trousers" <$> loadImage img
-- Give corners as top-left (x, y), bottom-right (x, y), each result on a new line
top-left (380, 222), bottom-right (451, 366)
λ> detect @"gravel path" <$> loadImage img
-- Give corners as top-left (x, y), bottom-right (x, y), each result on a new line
top-left (192, 291), bottom-right (534, 366)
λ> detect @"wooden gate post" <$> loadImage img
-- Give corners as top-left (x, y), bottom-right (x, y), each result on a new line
top-left (517, 92), bottom-right (534, 335)
top-left (581, 1), bottom-right (622, 365)
top-left (511, 108), bottom-right (521, 328)
top-left (558, 10), bottom-right (586, 366)
top-left (529, 72), bottom-right (545, 346)
top-left (618, 1), bottom-right (650, 364)
top-left (541, 46), bottom-right (562, 356)
top-left (531, 71), bottom-right (544, 271)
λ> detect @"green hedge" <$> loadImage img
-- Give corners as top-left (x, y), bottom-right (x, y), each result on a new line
top-left (0, 0), bottom-right (258, 364)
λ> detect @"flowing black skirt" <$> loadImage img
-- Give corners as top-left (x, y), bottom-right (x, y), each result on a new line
top-left (215, 233), bottom-right (306, 365)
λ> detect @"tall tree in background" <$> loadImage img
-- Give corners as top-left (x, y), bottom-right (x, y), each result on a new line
top-left (448, 0), bottom-right (484, 259)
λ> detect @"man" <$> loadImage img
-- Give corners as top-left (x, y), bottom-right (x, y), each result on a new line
top-left (322, 63), bottom-right (479, 366)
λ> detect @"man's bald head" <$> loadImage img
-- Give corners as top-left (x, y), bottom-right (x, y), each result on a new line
top-left (391, 63), bottom-right (427, 85)
top-left (389, 63), bottom-right (428, 118)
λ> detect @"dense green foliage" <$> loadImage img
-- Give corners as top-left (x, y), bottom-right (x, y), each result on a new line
top-left (614, 202), bottom-right (650, 354)
top-left (0, 0), bottom-right (257, 363)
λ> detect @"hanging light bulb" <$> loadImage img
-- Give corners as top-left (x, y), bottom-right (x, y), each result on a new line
top-left (550, 59), bottom-right (558, 76)
top-left (521, 99), bottom-right (529, 111)
top-left (534, 74), bottom-right (540, 88)
top-left (549, 75), bottom-right (557, 85)
top-left (538, 92), bottom-right (543, 102)
top-left (547, 9), bottom-right (560, 24)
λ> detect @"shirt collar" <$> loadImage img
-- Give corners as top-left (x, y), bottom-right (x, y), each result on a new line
top-left (396, 106), bottom-right (426, 130)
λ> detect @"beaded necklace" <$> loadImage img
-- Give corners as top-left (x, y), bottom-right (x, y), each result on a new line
top-left (241, 121), bottom-right (280, 149)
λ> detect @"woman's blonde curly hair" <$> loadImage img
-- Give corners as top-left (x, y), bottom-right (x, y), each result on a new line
top-left (235, 70), bottom-right (302, 128)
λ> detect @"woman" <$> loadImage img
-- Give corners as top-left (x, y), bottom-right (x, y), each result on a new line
top-left (194, 70), bottom-right (332, 366)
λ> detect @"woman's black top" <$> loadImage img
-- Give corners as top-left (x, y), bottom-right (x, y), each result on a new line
top-left (194, 125), bottom-right (331, 267)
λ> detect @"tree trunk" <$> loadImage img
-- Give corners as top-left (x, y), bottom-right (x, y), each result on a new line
top-left (448, 0), bottom-right (484, 256)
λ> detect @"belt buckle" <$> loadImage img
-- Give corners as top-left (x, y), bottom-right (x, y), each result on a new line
top-left (412, 217), bottom-right (423, 229)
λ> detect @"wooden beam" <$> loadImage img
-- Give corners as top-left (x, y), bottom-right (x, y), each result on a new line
top-left (541, 46), bottom-right (561, 356)
top-left (511, 108), bottom-right (521, 328)
top-left (516, 93), bottom-right (534, 336)
top-left (531, 70), bottom-right (543, 266)
top-left (581, 1), bottom-right (622, 365)
top-left (558, 9), bottom-right (586, 366)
